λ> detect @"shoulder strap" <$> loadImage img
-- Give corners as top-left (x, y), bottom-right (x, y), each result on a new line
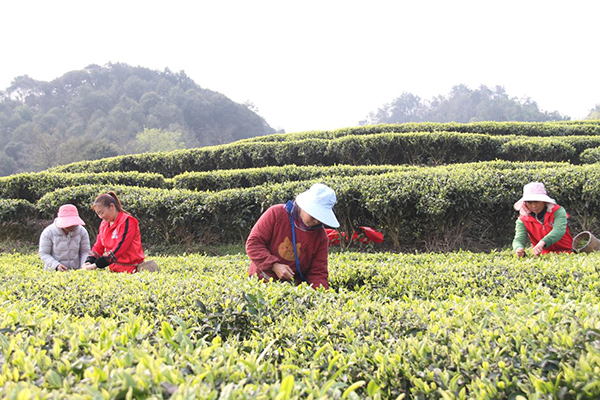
top-left (285, 201), bottom-right (305, 282)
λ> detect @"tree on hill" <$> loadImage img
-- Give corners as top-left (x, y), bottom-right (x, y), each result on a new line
top-left (360, 84), bottom-right (570, 125)
top-left (0, 63), bottom-right (275, 176)
top-left (133, 128), bottom-right (185, 153)
top-left (586, 104), bottom-right (600, 120)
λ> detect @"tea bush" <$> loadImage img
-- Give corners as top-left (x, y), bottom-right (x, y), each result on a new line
top-left (0, 198), bottom-right (37, 223)
top-left (0, 171), bottom-right (169, 203)
top-left (2, 251), bottom-right (600, 398)
top-left (31, 162), bottom-right (600, 250)
top-left (580, 146), bottom-right (600, 164)
top-left (48, 131), bottom-right (600, 176)
top-left (242, 121), bottom-right (600, 142)
top-left (171, 165), bottom-right (417, 192)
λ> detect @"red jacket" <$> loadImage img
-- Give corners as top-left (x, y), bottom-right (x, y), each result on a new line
top-left (89, 211), bottom-right (145, 273)
top-left (246, 204), bottom-right (329, 289)
top-left (519, 204), bottom-right (573, 254)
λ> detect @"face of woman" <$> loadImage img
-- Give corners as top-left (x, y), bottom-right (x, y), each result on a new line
top-left (299, 208), bottom-right (321, 227)
top-left (525, 201), bottom-right (546, 214)
top-left (93, 203), bottom-right (118, 223)
top-left (62, 225), bottom-right (76, 233)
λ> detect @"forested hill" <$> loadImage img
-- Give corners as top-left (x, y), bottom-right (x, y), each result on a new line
top-left (0, 63), bottom-right (275, 176)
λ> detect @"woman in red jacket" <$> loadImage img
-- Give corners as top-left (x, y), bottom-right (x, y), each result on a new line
top-left (82, 191), bottom-right (145, 273)
top-left (246, 183), bottom-right (339, 290)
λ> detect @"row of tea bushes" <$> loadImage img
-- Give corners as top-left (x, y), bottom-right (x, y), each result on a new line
top-left (171, 161), bottom-right (570, 192)
top-left (2, 251), bottom-right (600, 398)
top-left (171, 164), bottom-right (417, 192)
top-left (581, 146), bottom-right (600, 164)
top-left (32, 163), bottom-right (600, 249)
top-left (48, 131), bottom-right (600, 177)
top-left (329, 251), bottom-right (599, 299)
top-left (2, 161), bottom-right (570, 203)
top-left (0, 171), bottom-right (167, 203)
top-left (3, 251), bottom-right (598, 318)
top-left (36, 184), bottom-right (211, 242)
top-left (241, 121), bottom-right (600, 143)
top-left (0, 198), bottom-right (38, 223)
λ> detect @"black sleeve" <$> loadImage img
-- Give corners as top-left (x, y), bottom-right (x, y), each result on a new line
top-left (95, 257), bottom-right (109, 269)
top-left (85, 256), bottom-right (97, 264)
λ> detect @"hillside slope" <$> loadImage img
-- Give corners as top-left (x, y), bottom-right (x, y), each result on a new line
top-left (0, 63), bottom-right (275, 175)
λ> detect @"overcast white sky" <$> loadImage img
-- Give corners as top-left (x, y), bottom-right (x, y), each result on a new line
top-left (1, 0), bottom-right (598, 133)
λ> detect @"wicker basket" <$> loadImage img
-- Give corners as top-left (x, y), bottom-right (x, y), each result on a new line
top-left (572, 231), bottom-right (600, 253)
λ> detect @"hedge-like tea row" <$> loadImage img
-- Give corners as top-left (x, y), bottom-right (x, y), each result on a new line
top-left (2, 251), bottom-right (600, 398)
top-left (1, 161), bottom-right (566, 200)
top-left (324, 132), bottom-right (600, 164)
top-left (48, 132), bottom-right (600, 176)
top-left (581, 146), bottom-right (600, 164)
top-left (0, 171), bottom-right (169, 203)
top-left (241, 120), bottom-right (600, 143)
top-left (0, 198), bottom-right (37, 223)
top-left (171, 164), bottom-right (417, 191)
top-left (329, 251), bottom-right (600, 298)
top-left (34, 162), bottom-right (600, 250)
top-left (171, 161), bottom-right (569, 192)
top-left (36, 185), bottom-right (211, 242)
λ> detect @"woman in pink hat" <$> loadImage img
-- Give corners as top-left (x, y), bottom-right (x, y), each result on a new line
top-left (246, 183), bottom-right (339, 290)
top-left (39, 204), bottom-right (91, 271)
top-left (512, 182), bottom-right (573, 257)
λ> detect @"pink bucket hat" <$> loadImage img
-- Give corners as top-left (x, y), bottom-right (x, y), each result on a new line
top-left (55, 204), bottom-right (85, 228)
top-left (513, 182), bottom-right (556, 211)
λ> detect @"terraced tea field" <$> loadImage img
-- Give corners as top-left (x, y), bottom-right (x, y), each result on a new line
top-left (1, 250), bottom-right (600, 399)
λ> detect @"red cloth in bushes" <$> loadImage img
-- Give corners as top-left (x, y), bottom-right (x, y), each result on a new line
top-left (325, 226), bottom-right (384, 245)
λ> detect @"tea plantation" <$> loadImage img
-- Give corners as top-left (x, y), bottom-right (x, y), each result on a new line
top-left (2, 251), bottom-right (600, 399)
top-left (2, 121), bottom-right (600, 399)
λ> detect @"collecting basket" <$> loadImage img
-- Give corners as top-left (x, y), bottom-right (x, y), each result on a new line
top-left (572, 231), bottom-right (600, 253)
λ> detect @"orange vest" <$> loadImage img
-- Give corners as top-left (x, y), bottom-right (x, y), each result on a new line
top-left (519, 204), bottom-right (572, 254)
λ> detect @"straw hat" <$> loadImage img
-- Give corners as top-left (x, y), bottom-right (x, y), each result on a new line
top-left (55, 204), bottom-right (85, 228)
top-left (295, 183), bottom-right (340, 228)
top-left (513, 182), bottom-right (556, 211)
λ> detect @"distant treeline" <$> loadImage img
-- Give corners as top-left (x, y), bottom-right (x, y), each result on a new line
top-left (361, 84), bottom-right (572, 125)
top-left (0, 63), bottom-right (274, 176)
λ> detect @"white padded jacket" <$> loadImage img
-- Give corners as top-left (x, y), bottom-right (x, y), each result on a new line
top-left (39, 221), bottom-right (91, 271)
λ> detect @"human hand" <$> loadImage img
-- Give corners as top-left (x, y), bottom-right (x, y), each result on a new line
top-left (56, 264), bottom-right (68, 272)
top-left (532, 240), bottom-right (545, 257)
top-left (82, 263), bottom-right (97, 271)
top-left (272, 262), bottom-right (295, 281)
top-left (515, 248), bottom-right (525, 257)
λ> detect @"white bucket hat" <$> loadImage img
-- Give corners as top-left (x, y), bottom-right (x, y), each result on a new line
top-left (295, 183), bottom-right (340, 228)
top-left (513, 182), bottom-right (556, 211)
